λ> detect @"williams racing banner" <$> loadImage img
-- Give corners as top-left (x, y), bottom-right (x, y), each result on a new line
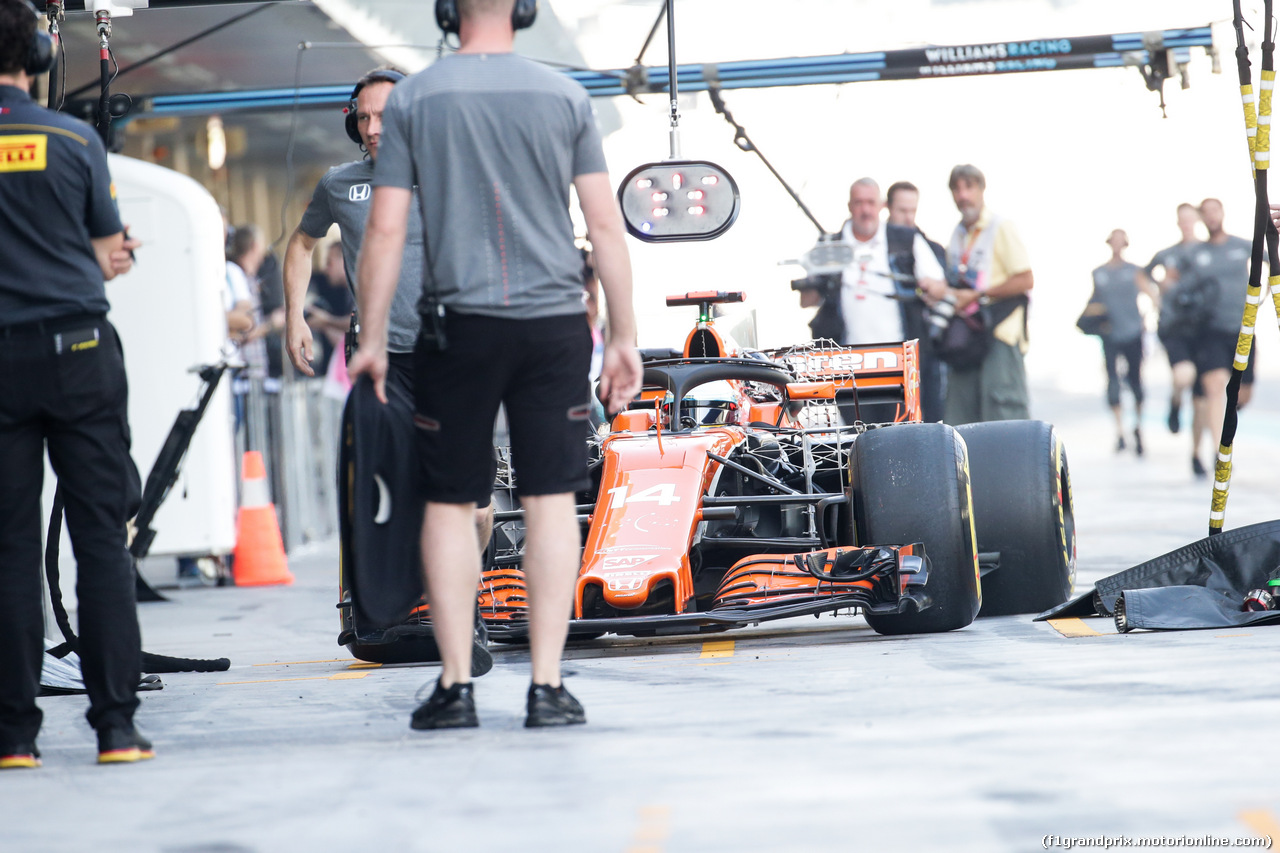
top-left (565, 28), bottom-right (1214, 97)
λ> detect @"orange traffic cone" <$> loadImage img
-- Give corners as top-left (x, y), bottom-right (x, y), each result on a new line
top-left (232, 451), bottom-right (293, 586)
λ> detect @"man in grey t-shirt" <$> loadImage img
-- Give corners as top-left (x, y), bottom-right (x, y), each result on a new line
top-left (283, 68), bottom-right (423, 375)
top-left (283, 68), bottom-right (494, 674)
top-left (1089, 230), bottom-right (1155, 455)
top-left (349, 0), bottom-right (642, 730)
top-left (1185, 199), bottom-right (1256, 457)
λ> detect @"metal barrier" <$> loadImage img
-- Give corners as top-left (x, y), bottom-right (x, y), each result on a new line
top-left (238, 375), bottom-right (343, 553)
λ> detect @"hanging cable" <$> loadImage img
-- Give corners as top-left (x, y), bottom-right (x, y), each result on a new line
top-left (1213, 0), bottom-right (1278, 535)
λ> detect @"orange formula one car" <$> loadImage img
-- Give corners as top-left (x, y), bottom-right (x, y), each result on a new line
top-left (337, 290), bottom-right (1076, 660)
top-left (477, 290), bottom-right (1076, 642)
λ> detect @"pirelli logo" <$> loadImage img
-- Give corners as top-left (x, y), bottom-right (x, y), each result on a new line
top-left (0, 135), bottom-right (48, 172)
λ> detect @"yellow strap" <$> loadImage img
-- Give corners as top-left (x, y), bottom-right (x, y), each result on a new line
top-left (1243, 84), bottom-right (1259, 174)
top-left (1259, 71), bottom-right (1275, 165)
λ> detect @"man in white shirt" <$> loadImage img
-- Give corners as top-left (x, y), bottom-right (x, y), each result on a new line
top-left (838, 178), bottom-right (946, 345)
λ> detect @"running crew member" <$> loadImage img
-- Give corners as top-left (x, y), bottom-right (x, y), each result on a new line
top-left (0, 0), bottom-right (149, 768)
top-left (349, 0), bottom-right (643, 729)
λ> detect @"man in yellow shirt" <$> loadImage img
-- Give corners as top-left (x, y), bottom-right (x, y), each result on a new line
top-left (928, 164), bottom-right (1034, 424)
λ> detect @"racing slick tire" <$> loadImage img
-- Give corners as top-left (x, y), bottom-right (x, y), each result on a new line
top-left (854, 423), bottom-right (982, 636)
top-left (955, 420), bottom-right (1075, 617)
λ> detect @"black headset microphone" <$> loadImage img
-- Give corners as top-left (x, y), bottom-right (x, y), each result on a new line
top-left (343, 68), bottom-right (406, 147)
top-left (22, 0), bottom-right (55, 76)
top-left (434, 0), bottom-right (538, 36)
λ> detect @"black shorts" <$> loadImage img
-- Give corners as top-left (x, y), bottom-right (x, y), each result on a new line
top-left (1159, 330), bottom-right (1194, 368)
top-left (1192, 330), bottom-right (1248, 378)
top-left (413, 311), bottom-right (592, 504)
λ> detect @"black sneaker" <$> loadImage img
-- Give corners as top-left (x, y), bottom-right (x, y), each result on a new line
top-left (525, 683), bottom-right (586, 728)
top-left (97, 727), bottom-right (154, 764)
top-left (1168, 401), bottom-right (1181, 434)
top-left (1192, 456), bottom-right (1208, 479)
top-left (1115, 435), bottom-right (1126, 452)
top-left (1133, 428), bottom-right (1144, 457)
top-left (410, 680), bottom-right (478, 730)
top-left (0, 742), bottom-right (40, 770)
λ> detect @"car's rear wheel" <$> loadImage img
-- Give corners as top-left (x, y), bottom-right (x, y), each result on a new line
top-left (956, 420), bottom-right (1075, 616)
top-left (853, 423), bottom-right (981, 635)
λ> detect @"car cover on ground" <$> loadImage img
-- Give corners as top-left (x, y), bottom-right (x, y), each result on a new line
top-left (1036, 519), bottom-right (1280, 630)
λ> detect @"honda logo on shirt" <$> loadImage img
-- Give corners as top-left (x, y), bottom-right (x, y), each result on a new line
top-left (349, 183), bottom-right (372, 202)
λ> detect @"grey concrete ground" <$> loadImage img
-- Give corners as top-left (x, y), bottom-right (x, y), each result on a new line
top-left (4, 380), bottom-right (1280, 853)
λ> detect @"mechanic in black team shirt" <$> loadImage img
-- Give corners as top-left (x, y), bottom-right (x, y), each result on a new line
top-left (0, 0), bottom-right (148, 768)
top-left (283, 67), bottom-right (493, 672)
top-left (349, 0), bottom-right (642, 729)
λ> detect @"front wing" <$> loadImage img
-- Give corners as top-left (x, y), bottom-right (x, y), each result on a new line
top-left (482, 544), bottom-right (929, 640)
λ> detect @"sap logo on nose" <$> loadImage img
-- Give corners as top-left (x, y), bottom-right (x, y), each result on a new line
top-left (349, 183), bottom-right (372, 202)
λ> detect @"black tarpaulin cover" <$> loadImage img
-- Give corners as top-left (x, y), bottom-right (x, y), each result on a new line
top-left (339, 376), bottom-right (425, 631)
top-left (1035, 519), bottom-right (1280, 630)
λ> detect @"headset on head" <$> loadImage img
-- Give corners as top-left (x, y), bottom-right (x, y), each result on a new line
top-left (434, 0), bottom-right (537, 37)
top-left (344, 68), bottom-right (406, 147)
top-left (19, 0), bottom-right (55, 76)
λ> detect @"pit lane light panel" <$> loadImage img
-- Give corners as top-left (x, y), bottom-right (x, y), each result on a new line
top-left (617, 160), bottom-right (740, 243)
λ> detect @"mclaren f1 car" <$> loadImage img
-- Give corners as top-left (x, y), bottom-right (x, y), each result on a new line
top-left (336, 290), bottom-right (1076, 661)
top-left (479, 290), bottom-right (1076, 642)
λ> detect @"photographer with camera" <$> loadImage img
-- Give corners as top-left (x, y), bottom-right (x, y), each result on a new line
top-left (940, 164), bottom-right (1034, 426)
top-left (797, 178), bottom-right (947, 421)
top-left (0, 0), bottom-right (150, 767)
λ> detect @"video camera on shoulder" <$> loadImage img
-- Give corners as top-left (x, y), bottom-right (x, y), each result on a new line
top-left (782, 233), bottom-right (852, 294)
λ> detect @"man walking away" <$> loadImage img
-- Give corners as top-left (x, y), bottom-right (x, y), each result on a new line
top-left (349, 0), bottom-right (642, 729)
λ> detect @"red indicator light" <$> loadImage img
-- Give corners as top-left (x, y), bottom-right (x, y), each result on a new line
top-left (653, 208), bottom-right (670, 217)
top-left (652, 192), bottom-right (669, 202)
top-left (636, 178), bottom-right (653, 189)
top-left (687, 190), bottom-right (704, 201)
top-left (688, 205), bottom-right (706, 216)
top-left (702, 176), bottom-right (718, 186)
top-left (672, 174), bottom-right (684, 190)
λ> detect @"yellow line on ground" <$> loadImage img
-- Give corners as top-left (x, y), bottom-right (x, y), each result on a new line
top-left (627, 804), bottom-right (669, 853)
top-left (699, 640), bottom-right (735, 658)
top-left (1047, 618), bottom-right (1103, 638)
top-left (1239, 809), bottom-right (1280, 840)
top-left (347, 662), bottom-right (383, 669)
top-left (219, 676), bottom-right (331, 685)
top-left (252, 659), bottom-right (349, 667)
top-left (627, 660), bottom-right (732, 669)
top-left (328, 672), bottom-right (369, 680)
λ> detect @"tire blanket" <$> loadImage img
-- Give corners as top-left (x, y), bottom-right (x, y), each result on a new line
top-left (340, 376), bottom-right (426, 631)
top-left (1035, 519), bottom-right (1280, 630)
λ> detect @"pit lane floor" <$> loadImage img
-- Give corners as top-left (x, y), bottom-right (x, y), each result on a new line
top-left (4, 385), bottom-right (1280, 853)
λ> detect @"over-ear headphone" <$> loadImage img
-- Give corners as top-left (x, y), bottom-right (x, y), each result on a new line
top-left (434, 0), bottom-right (538, 37)
top-left (344, 68), bottom-right (406, 147)
top-left (21, 0), bottom-right (54, 76)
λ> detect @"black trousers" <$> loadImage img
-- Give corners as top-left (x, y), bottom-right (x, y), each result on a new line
top-left (0, 315), bottom-right (142, 748)
top-left (1102, 336), bottom-right (1145, 409)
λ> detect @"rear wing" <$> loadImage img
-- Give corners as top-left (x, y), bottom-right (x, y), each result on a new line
top-left (764, 339), bottom-right (921, 426)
